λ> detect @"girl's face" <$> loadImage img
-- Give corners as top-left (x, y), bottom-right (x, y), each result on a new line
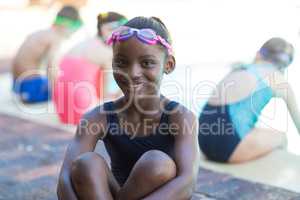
top-left (101, 22), bottom-right (121, 41)
top-left (112, 37), bottom-right (175, 100)
top-left (101, 24), bottom-right (114, 41)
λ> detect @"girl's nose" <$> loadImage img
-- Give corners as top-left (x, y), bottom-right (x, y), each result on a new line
top-left (128, 63), bottom-right (142, 82)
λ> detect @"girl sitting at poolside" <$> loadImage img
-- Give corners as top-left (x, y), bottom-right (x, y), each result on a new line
top-left (198, 38), bottom-right (300, 163)
top-left (57, 16), bottom-right (200, 200)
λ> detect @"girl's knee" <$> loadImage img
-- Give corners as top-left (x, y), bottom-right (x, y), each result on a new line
top-left (137, 150), bottom-right (176, 181)
top-left (70, 152), bottom-right (107, 184)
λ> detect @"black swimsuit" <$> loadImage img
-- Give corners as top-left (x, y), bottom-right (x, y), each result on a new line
top-left (103, 101), bottom-right (178, 186)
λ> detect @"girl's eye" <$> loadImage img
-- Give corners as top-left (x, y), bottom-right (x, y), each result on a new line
top-left (141, 59), bottom-right (156, 68)
top-left (113, 59), bottom-right (127, 68)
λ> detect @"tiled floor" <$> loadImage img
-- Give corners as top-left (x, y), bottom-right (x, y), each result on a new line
top-left (0, 113), bottom-right (299, 200)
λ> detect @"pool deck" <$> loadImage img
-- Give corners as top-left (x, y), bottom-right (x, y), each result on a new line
top-left (0, 113), bottom-right (299, 200)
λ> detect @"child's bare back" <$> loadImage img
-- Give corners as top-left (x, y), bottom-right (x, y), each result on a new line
top-left (12, 29), bottom-right (62, 79)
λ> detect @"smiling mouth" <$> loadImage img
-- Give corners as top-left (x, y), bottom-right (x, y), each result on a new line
top-left (117, 77), bottom-right (146, 89)
top-left (130, 82), bottom-right (143, 88)
top-left (122, 81), bottom-right (144, 91)
top-left (131, 84), bottom-right (141, 88)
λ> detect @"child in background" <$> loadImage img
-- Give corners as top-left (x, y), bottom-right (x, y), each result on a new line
top-left (57, 16), bottom-right (200, 200)
top-left (199, 38), bottom-right (300, 163)
top-left (12, 5), bottom-right (82, 103)
top-left (53, 12), bottom-right (127, 124)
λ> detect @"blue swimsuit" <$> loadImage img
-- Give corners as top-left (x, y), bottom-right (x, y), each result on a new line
top-left (198, 64), bottom-right (273, 162)
top-left (103, 101), bottom-right (178, 185)
top-left (13, 76), bottom-right (50, 103)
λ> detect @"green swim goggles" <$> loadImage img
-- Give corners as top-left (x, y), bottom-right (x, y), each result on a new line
top-left (54, 16), bottom-right (83, 31)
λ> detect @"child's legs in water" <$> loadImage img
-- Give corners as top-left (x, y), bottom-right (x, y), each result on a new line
top-left (70, 150), bottom-right (176, 200)
top-left (229, 128), bottom-right (287, 163)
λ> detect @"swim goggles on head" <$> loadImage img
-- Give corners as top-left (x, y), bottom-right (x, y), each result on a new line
top-left (260, 48), bottom-right (293, 68)
top-left (106, 26), bottom-right (173, 55)
top-left (54, 16), bottom-right (82, 31)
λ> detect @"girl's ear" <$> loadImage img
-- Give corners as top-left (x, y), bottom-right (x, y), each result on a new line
top-left (164, 55), bottom-right (176, 74)
top-left (255, 51), bottom-right (263, 61)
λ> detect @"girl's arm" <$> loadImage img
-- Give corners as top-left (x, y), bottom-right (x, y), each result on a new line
top-left (57, 107), bottom-right (106, 200)
top-left (272, 72), bottom-right (300, 134)
top-left (142, 107), bottom-right (201, 200)
top-left (280, 84), bottom-right (300, 133)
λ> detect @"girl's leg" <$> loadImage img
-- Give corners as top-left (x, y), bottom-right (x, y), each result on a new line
top-left (118, 150), bottom-right (177, 200)
top-left (229, 128), bottom-right (287, 163)
top-left (70, 152), bottom-right (120, 200)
